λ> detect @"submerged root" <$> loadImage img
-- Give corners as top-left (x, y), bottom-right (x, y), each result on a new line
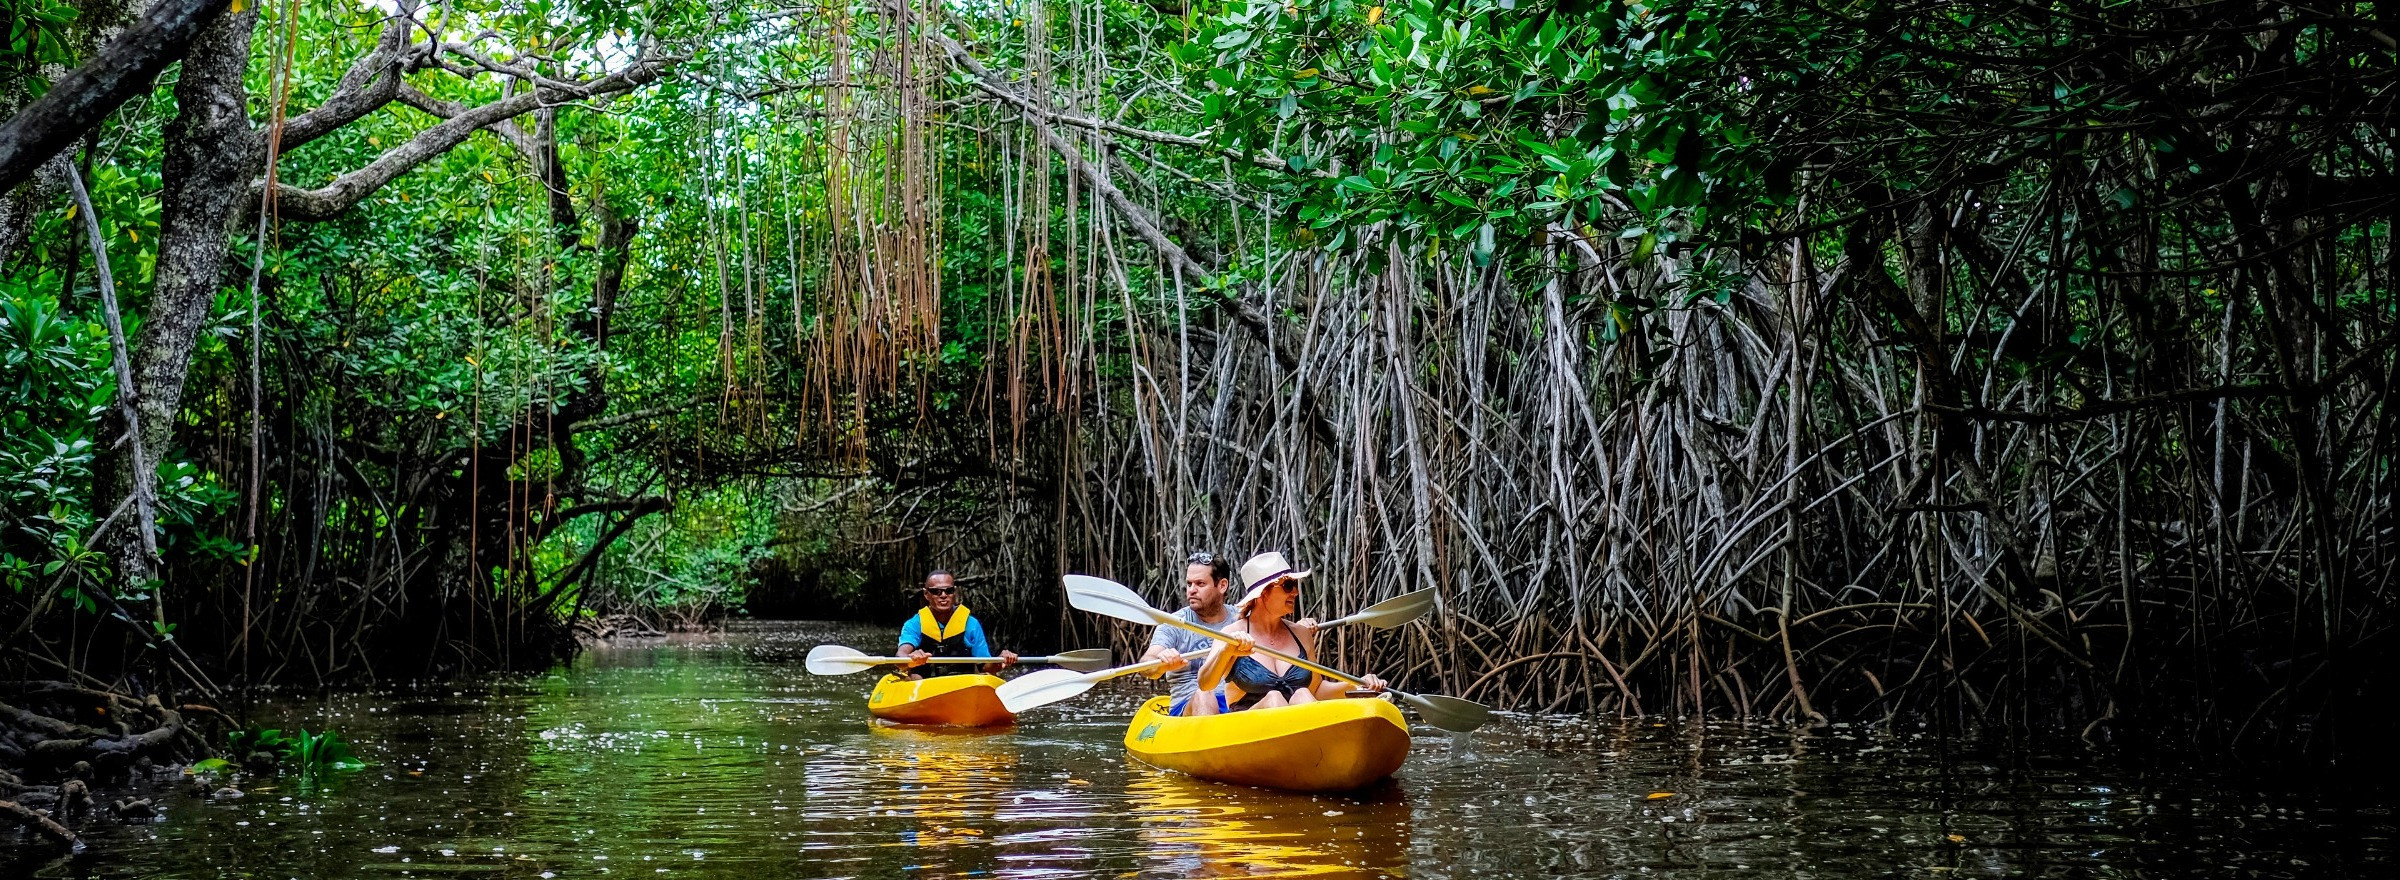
top-left (0, 680), bottom-right (216, 853)
top-left (4, 698), bottom-right (193, 773)
top-left (0, 797), bottom-right (78, 849)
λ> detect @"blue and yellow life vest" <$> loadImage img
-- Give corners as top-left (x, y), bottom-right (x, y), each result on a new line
top-left (912, 605), bottom-right (974, 676)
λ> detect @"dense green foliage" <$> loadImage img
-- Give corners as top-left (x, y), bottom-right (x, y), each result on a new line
top-left (1186, 0), bottom-right (1764, 264)
top-left (1, 268), bottom-right (239, 615)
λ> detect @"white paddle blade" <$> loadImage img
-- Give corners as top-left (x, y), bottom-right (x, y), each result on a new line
top-left (1045, 648), bottom-right (1116, 673)
top-left (804, 645), bottom-right (884, 676)
top-left (1401, 692), bottom-right (1494, 732)
top-left (1062, 574), bottom-right (1175, 626)
top-left (995, 668), bottom-right (1097, 714)
top-left (1338, 588), bottom-right (1438, 629)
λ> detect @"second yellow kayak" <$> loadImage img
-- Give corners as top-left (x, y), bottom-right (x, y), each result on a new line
top-left (867, 673), bottom-right (1015, 727)
top-left (1123, 694), bottom-right (1410, 792)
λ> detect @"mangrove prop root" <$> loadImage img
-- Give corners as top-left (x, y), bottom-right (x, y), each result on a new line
top-left (57, 778), bottom-right (90, 825)
top-left (0, 798), bottom-right (78, 849)
top-left (2, 684), bottom-right (207, 786)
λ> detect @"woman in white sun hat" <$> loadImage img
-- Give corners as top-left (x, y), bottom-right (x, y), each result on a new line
top-left (1190, 552), bottom-right (1386, 714)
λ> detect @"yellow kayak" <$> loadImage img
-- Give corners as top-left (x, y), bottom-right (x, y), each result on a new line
top-left (1123, 695), bottom-right (1410, 792)
top-left (867, 673), bottom-right (1015, 727)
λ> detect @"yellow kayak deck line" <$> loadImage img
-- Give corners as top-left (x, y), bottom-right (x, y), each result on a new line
top-left (867, 673), bottom-right (1015, 727)
top-left (1123, 694), bottom-right (1411, 792)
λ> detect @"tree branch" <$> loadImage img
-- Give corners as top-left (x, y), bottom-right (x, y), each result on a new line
top-left (435, 40), bottom-right (593, 93)
top-left (394, 84), bottom-right (540, 163)
top-left (1937, 381), bottom-right (2333, 425)
top-left (277, 3), bottom-right (422, 150)
top-left (0, 0), bottom-right (233, 192)
top-left (1932, 322), bottom-right (2400, 423)
top-left (927, 28), bottom-right (1322, 177)
top-left (536, 496), bottom-right (674, 613)
top-left (269, 54), bottom-right (674, 221)
top-left (569, 397), bottom-right (713, 432)
top-left (530, 498), bottom-right (671, 547)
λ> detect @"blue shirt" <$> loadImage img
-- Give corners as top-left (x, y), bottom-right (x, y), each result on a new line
top-left (898, 613), bottom-right (993, 656)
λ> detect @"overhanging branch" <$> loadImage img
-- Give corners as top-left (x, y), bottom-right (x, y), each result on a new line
top-left (267, 53), bottom-right (674, 221)
top-left (930, 33), bottom-right (1323, 178)
top-left (0, 0), bottom-right (234, 192)
top-left (569, 397), bottom-right (714, 433)
top-left (535, 496), bottom-right (674, 613)
top-left (395, 84), bottom-right (541, 160)
top-left (278, 4), bottom-right (422, 151)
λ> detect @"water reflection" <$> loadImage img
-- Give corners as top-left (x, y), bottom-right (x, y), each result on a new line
top-left (811, 726), bottom-right (1017, 866)
top-left (1129, 768), bottom-right (1409, 878)
top-left (7, 622), bottom-right (2389, 880)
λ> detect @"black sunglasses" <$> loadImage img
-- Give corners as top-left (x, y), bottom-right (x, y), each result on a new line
top-left (1186, 551), bottom-right (1215, 565)
top-left (924, 587), bottom-right (957, 596)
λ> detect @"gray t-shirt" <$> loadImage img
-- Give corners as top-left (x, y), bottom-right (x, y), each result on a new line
top-left (1147, 606), bottom-right (1233, 702)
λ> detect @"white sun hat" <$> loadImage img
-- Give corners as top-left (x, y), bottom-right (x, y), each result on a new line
top-left (1234, 551), bottom-right (1312, 610)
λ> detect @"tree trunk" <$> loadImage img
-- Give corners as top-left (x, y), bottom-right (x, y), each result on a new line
top-left (96, 5), bottom-right (259, 595)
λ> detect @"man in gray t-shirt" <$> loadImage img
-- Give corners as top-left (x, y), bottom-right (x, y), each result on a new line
top-left (1143, 553), bottom-right (1235, 712)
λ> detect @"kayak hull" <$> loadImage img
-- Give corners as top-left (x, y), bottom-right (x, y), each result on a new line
top-left (1123, 695), bottom-right (1410, 792)
top-left (867, 673), bottom-right (1015, 727)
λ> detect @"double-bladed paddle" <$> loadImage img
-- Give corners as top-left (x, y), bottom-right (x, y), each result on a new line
top-left (804, 645), bottom-right (1115, 676)
top-left (995, 648), bottom-right (1213, 713)
top-left (1061, 574), bottom-right (1493, 732)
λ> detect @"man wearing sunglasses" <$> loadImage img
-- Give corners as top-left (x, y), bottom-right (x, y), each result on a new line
top-left (897, 570), bottom-right (1017, 678)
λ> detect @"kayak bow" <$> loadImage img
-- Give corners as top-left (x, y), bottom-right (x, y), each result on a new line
top-left (867, 673), bottom-right (1015, 727)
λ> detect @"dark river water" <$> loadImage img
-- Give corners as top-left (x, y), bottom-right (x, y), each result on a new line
top-left (9, 622), bottom-right (2390, 878)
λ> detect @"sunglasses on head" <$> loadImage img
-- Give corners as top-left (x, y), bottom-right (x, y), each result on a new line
top-left (924, 586), bottom-right (957, 596)
top-left (1186, 551), bottom-right (1215, 566)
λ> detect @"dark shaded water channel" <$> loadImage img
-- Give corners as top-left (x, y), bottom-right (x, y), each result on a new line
top-left (10, 622), bottom-right (2390, 878)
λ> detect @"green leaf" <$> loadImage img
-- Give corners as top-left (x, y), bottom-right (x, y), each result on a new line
top-left (1630, 231), bottom-right (1658, 263)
